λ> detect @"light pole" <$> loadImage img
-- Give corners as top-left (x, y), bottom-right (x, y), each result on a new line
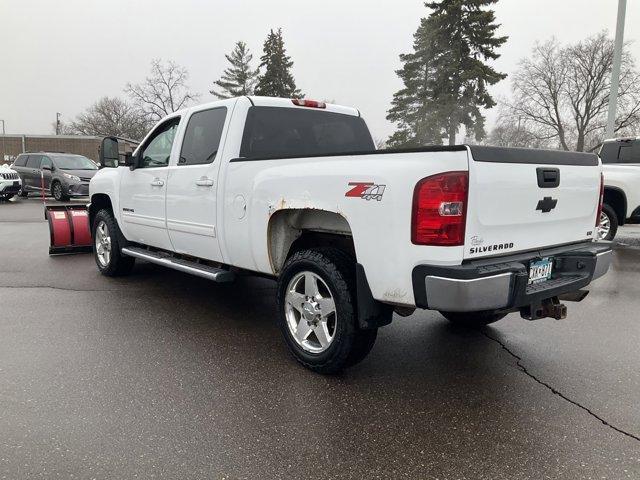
top-left (56, 112), bottom-right (61, 135)
top-left (0, 119), bottom-right (5, 164)
top-left (605, 0), bottom-right (627, 139)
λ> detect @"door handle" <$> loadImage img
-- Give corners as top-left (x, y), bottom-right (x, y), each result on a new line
top-left (150, 178), bottom-right (165, 187)
top-left (195, 177), bottom-right (214, 187)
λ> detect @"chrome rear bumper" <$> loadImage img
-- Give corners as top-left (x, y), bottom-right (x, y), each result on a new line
top-left (412, 242), bottom-right (612, 312)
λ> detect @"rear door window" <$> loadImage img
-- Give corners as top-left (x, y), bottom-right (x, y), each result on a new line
top-left (179, 107), bottom-right (227, 165)
top-left (26, 155), bottom-right (42, 169)
top-left (240, 106), bottom-right (374, 159)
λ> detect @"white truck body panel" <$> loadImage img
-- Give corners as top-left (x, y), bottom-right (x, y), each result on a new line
top-left (223, 150), bottom-right (468, 306)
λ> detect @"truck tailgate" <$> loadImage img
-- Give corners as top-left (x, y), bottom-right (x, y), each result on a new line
top-left (465, 146), bottom-right (601, 260)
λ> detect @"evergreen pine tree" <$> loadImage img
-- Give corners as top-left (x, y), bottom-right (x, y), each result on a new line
top-left (387, 0), bottom-right (507, 147)
top-left (255, 29), bottom-right (302, 98)
top-left (211, 41), bottom-right (259, 99)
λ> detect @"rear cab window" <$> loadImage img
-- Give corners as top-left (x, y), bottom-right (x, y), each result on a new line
top-left (600, 140), bottom-right (640, 164)
top-left (240, 106), bottom-right (374, 159)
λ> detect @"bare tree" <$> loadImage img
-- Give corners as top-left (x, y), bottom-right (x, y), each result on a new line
top-left (66, 97), bottom-right (149, 140)
top-left (486, 115), bottom-right (552, 149)
top-left (126, 59), bottom-right (199, 123)
top-left (502, 32), bottom-right (640, 152)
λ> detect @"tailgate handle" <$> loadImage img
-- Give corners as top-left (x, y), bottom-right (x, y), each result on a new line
top-left (537, 168), bottom-right (560, 188)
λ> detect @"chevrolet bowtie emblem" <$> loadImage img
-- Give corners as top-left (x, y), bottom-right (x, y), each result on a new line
top-left (536, 196), bottom-right (558, 213)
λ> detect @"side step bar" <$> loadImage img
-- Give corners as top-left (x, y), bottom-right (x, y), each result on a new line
top-left (121, 246), bottom-right (235, 283)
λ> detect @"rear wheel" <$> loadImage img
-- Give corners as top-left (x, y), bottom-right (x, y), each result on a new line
top-left (52, 181), bottom-right (69, 202)
top-left (597, 204), bottom-right (618, 241)
top-left (440, 310), bottom-right (507, 327)
top-left (92, 209), bottom-right (135, 276)
top-left (277, 248), bottom-right (378, 374)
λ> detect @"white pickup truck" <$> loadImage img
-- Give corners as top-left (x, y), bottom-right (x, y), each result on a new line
top-left (598, 137), bottom-right (640, 240)
top-left (90, 96), bottom-right (612, 373)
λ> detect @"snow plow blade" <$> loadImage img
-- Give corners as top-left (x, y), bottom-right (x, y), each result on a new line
top-left (45, 205), bottom-right (93, 255)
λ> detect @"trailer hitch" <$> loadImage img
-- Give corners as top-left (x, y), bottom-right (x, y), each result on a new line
top-left (520, 297), bottom-right (567, 321)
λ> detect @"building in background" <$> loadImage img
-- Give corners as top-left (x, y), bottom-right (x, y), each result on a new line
top-left (0, 135), bottom-right (103, 165)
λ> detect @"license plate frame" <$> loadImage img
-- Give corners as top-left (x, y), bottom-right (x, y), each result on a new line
top-left (528, 257), bottom-right (553, 285)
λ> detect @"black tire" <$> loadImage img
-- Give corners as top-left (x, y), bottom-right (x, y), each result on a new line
top-left (599, 203), bottom-right (618, 241)
top-left (18, 187), bottom-right (28, 197)
top-left (440, 310), bottom-right (507, 327)
top-left (3, 194), bottom-right (15, 200)
top-left (92, 209), bottom-right (135, 277)
top-left (276, 248), bottom-right (378, 374)
top-left (52, 181), bottom-right (69, 202)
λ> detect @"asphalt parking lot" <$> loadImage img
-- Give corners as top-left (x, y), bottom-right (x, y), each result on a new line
top-left (1, 197), bottom-right (639, 479)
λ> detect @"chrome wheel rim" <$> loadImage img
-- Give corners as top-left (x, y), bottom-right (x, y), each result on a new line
top-left (597, 211), bottom-right (611, 240)
top-left (95, 220), bottom-right (112, 267)
top-left (53, 183), bottom-right (62, 200)
top-left (284, 271), bottom-right (337, 353)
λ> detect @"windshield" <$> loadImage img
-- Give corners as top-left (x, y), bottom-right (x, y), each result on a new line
top-left (53, 155), bottom-right (98, 170)
top-left (240, 106), bottom-right (374, 159)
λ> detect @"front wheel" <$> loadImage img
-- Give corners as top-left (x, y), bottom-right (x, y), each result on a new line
top-left (277, 248), bottom-right (378, 374)
top-left (440, 310), bottom-right (507, 327)
top-left (18, 187), bottom-right (28, 197)
top-left (597, 204), bottom-right (618, 241)
top-left (52, 182), bottom-right (69, 202)
top-left (92, 209), bottom-right (135, 276)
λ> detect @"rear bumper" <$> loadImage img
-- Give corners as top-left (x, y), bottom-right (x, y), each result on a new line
top-left (412, 242), bottom-right (612, 312)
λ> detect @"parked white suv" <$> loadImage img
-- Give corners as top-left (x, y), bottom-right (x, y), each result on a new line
top-left (598, 138), bottom-right (640, 240)
top-left (89, 96), bottom-right (612, 373)
top-left (0, 164), bottom-right (22, 200)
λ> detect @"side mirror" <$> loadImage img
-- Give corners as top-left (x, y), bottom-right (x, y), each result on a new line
top-left (124, 152), bottom-right (136, 170)
top-left (100, 137), bottom-right (120, 168)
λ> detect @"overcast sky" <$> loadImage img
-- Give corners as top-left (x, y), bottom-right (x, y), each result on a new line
top-left (1, 0), bottom-right (638, 141)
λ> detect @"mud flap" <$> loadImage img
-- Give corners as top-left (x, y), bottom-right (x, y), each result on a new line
top-left (356, 263), bottom-right (394, 329)
top-left (45, 205), bottom-right (93, 255)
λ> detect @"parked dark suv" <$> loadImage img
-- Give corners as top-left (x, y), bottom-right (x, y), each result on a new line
top-left (11, 152), bottom-right (99, 201)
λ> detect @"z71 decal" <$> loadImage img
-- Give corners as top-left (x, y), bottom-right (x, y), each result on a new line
top-left (345, 182), bottom-right (386, 201)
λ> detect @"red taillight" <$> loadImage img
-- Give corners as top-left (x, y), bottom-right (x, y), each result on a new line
top-left (292, 99), bottom-right (326, 109)
top-left (596, 172), bottom-right (604, 228)
top-left (412, 171), bottom-right (468, 246)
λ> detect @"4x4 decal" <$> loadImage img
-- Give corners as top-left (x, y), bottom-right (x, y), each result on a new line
top-left (345, 182), bottom-right (386, 201)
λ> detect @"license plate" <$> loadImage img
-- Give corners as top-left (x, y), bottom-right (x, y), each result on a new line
top-left (529, 257), bottom-right (553, 285)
